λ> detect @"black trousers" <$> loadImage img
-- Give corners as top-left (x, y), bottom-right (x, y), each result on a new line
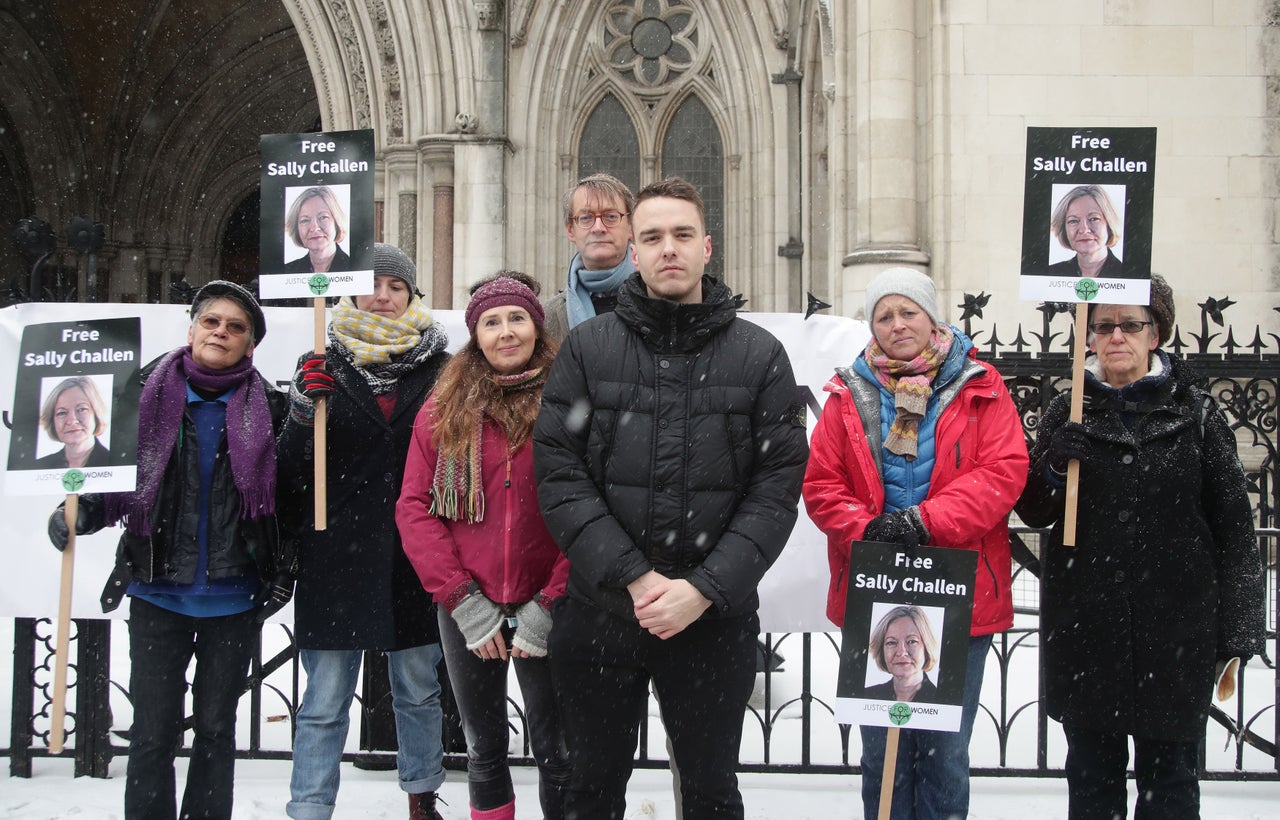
top-left (549, 596), bottom-right (758, 820)
top-left (1062, 722), bottom-right (1201, 820)
top-left (124, 598), bottom-right (260, 820)
top-left (437, 608), bottom-right (569, 817)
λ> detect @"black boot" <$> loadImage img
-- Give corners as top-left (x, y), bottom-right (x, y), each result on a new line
top-left (409, 791), bottom-right (445, 820)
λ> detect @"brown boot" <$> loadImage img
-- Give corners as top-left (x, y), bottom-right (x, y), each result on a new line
top-left (409, 791), bottom-right (445, 820)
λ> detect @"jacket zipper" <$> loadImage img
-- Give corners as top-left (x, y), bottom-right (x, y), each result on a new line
top-left (503, 448), bottom-right (513, 603)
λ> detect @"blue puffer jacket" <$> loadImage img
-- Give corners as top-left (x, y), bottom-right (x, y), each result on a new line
top-left (855, 329), bottom-right (975, 513)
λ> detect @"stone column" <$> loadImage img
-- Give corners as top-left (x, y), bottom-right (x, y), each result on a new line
top-left (841, 0), bottom-right (929, 318)
top-left (383, 145), bottom-right (420, 278)
top-left (419, 142), bottom-right (456, 310)
top-left (448, 0), bottom-right (508, 307)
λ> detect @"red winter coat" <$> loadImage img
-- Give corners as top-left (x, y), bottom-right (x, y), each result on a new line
top-left (397, 398), bottom-right (569, 613)
top-left (802, 354), bottom-right (1027, 635)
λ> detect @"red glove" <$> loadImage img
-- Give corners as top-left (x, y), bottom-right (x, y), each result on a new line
top-left (295, 356), bottom-right (335, 400)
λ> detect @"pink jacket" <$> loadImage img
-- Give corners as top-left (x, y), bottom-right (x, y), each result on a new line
top-left (397, 399), bottom-right (569, 613)
top-left (802, 358), bottom-right (1028, 635)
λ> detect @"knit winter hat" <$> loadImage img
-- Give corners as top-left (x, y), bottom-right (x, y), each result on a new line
top-left (190, 280), bottom-right (267, 343)
top-left (1146, 273), bottom-right (1175, 346)
top-left (374, 243), bottom-right (418, 292)
top-left (865, 268), bottom-right (939, 325)
top-left (465, 276), bottom-right (545, 335)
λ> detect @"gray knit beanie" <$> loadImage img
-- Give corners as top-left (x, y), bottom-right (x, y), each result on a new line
top-left (373, 243), bottom-right (418, 292)
top-left (865, 268), bottom-right (939, 324)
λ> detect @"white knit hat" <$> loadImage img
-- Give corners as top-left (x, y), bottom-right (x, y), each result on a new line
top-left (865, 268), bottom-right (939, 324)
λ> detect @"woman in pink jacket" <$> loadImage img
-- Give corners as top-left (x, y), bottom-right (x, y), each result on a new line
top-left (398, 272), bottom-right (570, 820)
top-left (803, 268), bottom-right (1027, 819)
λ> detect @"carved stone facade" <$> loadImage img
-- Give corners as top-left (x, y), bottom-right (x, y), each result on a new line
top-left (3, 2), bottom-right (1276, 333)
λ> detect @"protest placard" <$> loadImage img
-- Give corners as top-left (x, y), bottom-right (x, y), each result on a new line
top-left (835, 542), bottom-right (977, 731)
top-left (257, 129), bottom-right (375, 300)
top-left (4, 317), bottom-right (141, 495)
top-left (1019, 126), bottom-right (1156, 306)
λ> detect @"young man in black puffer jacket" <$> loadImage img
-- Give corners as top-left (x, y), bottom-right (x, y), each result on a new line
top-left (534, 176), bottom-right (808, 820)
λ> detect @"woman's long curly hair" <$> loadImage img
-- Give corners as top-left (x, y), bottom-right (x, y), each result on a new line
top-left (429, 271), bottom-right (557, 460)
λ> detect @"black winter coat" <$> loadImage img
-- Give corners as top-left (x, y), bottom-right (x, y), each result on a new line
top-left (533, 272), bottom-right (809, 622)
top-left (97, 360), bottom-right (288, 612)
top-left (1016, 354), bottom-right (1264, 741)
top-left (278, 348), bottom-right (448, 650)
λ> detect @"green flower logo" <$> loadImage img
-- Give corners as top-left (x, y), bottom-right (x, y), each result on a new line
top-left (308, 274), bottom-right (331, 295)
top-left (1074, 278), bottom-right (1099, 301)
top-left (61, 469), bottom-right (86, 493)
top-left (888, 702), bottom-right (912, 726)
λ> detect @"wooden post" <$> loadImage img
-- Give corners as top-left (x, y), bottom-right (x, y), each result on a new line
top-left (48, 494), bottom-right (78, 754)
top-left (313, 297), bottom-right (328, 531)
top-left (1062, 306), bottom-right (1089, 546)
top-left (876, 726), bottom-right (901, 820)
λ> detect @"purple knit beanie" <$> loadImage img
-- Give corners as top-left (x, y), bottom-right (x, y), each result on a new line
top-left (465, 277), bottom-right (545, 335)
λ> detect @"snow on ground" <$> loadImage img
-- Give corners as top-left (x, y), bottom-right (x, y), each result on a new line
top-left (3, 756), bottom-right (1278, 819)
top-left (3, 615), bottom-right (1279, 817)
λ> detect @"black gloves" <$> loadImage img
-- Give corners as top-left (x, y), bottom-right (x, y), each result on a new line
top-left (254, 572), bottom-right (295, 622)
top-left (1048, 421), bottom-right (1093, 474)
top-left (862, 507), bottom-right (929, 548)
top-left (47, 496), bottom-right (102, 551)
top-left (295, 355), bottom-right (335, 401)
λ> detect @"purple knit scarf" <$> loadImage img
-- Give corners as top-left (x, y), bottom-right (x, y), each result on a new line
top-left (105, 346), bottom-right (276, 535)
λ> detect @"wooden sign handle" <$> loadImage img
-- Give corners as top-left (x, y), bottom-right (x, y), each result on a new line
top-left (876, 726), bottom-right (901, 820)
top-left (48, 494), bottom-right (78, 754)
top-left (1061, 306), bottom-right (1088, 546)
top-left (313, 297), bottom-right (328, 531)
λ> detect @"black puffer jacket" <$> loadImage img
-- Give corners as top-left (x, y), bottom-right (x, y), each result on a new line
top-left (533, 272), bottom-right (808, 622)
top-left (277, 348), bottom-right (448, 650)
top-left (97, 359), bottom-right (288, 613)
top-left (1016, 353), bottom-right (1264, 741)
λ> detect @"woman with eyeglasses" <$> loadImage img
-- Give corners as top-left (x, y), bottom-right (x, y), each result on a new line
top-left (1016, 274), bottom-right (1263, 819)
top-left (278, 244), bottom-right (452, 819)
top-left (46, 280), bottom-right (289, 819)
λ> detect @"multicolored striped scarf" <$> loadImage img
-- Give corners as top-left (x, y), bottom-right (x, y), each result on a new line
top-left (328, 296), bottom-right (448, 395)
top-left (429, 367), bottom-right (546, 523)
top-left (863, 325), bottom-right (954, 459)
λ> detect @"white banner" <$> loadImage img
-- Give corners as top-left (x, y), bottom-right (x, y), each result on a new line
top-left (0, 303), bottom-right (868, 631)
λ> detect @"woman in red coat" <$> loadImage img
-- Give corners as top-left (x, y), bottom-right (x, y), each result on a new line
top-left (803, 268), bottom-right (1027, 819)
top-left (398, 272), bottom-right (570, 820)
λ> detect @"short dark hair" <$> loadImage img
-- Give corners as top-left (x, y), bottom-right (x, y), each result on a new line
top-left (634, 176), bottom-right (706, 232)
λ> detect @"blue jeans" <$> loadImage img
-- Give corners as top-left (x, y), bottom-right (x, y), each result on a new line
top-left (124, 597), bottom-right (260, 820)
top-left (860, 634), bottom-right (992, 820)
top-left (287, 644), bottom-right (446, 820)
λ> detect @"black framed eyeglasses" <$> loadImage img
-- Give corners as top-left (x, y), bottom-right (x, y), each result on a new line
top-left (1088, 320), bottom-right (1152, 335)
top-left (572, 210), bottom-right (627, 229)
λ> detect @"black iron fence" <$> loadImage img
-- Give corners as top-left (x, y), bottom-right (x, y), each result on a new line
top-left (6, 295), bottom-right (1279, 780)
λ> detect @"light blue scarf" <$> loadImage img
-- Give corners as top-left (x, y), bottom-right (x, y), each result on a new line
top-left (565, 249), bottom-right (634, 329)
